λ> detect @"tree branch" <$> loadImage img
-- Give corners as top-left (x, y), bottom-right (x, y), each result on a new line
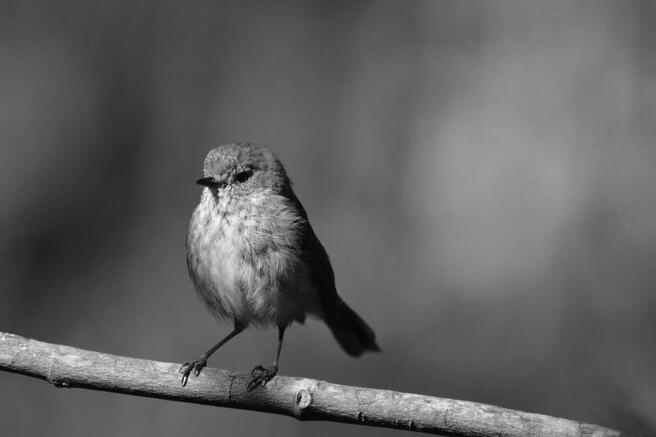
top-left (0, 331), bottom-right (627, 436)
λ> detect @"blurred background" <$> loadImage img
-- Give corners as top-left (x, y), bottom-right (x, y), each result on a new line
top-left (1, 0), bottom-right (655, 435)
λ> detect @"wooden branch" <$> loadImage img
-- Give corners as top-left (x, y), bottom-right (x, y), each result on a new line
top-left (0, 332), bottom-right (627, 436)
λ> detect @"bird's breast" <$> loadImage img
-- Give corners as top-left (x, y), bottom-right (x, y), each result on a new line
top-left (186, 190), bottom-right (309, 326)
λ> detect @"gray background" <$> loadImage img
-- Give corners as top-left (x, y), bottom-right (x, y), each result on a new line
top-left (1, 1), bottom-right (655, 435)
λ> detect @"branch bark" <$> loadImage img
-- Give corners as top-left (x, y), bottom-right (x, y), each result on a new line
top-left (0, 331), bottom-right (626, 436)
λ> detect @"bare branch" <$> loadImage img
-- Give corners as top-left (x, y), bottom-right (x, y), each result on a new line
top-left (0, 331), bottom-right (627, 436)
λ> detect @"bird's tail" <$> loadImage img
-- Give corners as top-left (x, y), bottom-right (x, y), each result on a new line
top-left (325, 298), bottom-right (380, 357)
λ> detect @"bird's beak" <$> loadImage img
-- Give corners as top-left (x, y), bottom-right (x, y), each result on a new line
top-left (196, 177), bottom-right (218, 187)
top-left (196, 177), bottom-right (227, 189)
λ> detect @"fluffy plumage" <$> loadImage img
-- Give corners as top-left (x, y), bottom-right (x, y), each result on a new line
top-left (181, 143), bottom-right (378, 388)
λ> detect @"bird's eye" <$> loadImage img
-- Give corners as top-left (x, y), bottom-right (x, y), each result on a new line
top-left (234, 169), bottom-right (252, 183)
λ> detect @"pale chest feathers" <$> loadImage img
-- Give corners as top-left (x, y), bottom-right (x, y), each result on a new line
top-left (186, 189), bottom-right (315, 326)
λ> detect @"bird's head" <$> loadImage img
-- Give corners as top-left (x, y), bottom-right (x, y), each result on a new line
top-left (197, 143), bottom-right (291, 195)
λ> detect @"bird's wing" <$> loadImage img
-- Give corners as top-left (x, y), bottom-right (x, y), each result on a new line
top-left (285, 191), bottom-right (340, 305)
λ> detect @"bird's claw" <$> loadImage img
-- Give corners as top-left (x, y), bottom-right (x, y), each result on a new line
top-left (179, 357), bottom-right (207, 387)
top-left (247, 364), bottom-right (278, 391)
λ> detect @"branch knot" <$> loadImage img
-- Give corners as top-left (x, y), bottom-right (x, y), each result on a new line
top-left (295, 389), bottom-right (312, 410)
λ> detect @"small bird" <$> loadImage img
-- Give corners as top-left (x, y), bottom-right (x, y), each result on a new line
top-left (180, 143), bottom-right (379, 389)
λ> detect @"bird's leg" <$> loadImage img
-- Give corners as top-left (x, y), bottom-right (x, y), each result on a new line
top-left (179, 322), bottom-right (244, 387)
top-left (247, 326), bottom-right (285, 391)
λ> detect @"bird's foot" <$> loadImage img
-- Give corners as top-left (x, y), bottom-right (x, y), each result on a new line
top-left (247, 364), bottom-right (278, 391)
top-left (179, 357), bottom-right (207, 387)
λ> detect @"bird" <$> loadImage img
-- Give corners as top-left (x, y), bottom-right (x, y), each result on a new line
top-left (180, 142), bottom-right (380, 389)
